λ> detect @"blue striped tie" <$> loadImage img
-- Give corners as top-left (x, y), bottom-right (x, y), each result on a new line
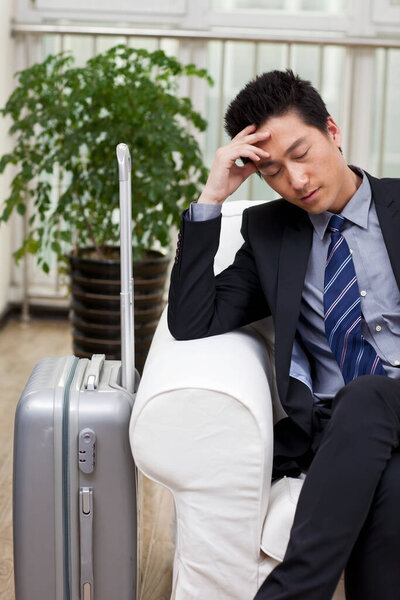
top-left (324, 214), bottom-right (386, 384)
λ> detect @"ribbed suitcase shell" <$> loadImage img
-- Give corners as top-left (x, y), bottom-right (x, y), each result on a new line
top-left (13, 354), bottom-right (137, 600)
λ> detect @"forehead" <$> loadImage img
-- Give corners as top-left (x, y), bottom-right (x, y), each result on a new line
top-left (257, 111), bottom-right (317, 143)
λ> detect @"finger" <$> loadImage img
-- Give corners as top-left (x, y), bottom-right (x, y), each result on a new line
top-left (242, 130), bottom-right (271, 145)
top-left (238, 151), bottom-right (264, 163)
top-left (216, 142), bottom-right (269, 169)
top-left (232, 123), bottom-right (257, 140)
top-left (240, 161), bottom-right (258, 180)
top-left (239, 144), bottom-right (270, 161)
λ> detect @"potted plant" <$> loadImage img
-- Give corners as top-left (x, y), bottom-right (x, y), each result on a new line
top-left (0, 44), bottom-right (212, 371)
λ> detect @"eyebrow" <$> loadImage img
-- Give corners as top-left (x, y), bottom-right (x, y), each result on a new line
top-left (257, 136), bottom-right (308, 169)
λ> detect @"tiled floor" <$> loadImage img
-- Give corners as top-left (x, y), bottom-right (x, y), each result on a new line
top-left (0, 317), bottom-right (173, 600)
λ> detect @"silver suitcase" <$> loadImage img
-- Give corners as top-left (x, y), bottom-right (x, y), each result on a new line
top-left (13, 144), bottom-right (138, 600)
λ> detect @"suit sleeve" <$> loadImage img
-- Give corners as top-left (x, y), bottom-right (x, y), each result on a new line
top-left (167, 207), bottom-right (271, 340)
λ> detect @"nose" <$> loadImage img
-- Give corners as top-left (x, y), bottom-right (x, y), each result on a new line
top-left (287, 165), bottom-right (309, 192)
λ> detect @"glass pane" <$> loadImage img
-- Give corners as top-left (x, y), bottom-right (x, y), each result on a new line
top-left (369, 49), bottom-right (385, 176)
top-left (320, 45), bottom-right (346, 127)
top-left (289, 44), bottom-right (320, 85)
top-left (95, 35), bottom-right (128, 54)
top-left (381, 49), bottom-right (400, 177)
top-left (212, 0), bottom-right (347, 14)
top-left (159, 38), bottom-right (180, 57)
top-left (205, 41), bottom-right (257, 200)
top-left (205, 41), bottom-right (224, 167)
top-left (224, 41), bottom-right (257, 201)
top-left (127, 36), bottom-right (159, 52)
top-left (257, 42), bottom-right (288, 72)
top-left (42, 34), bottom-right (62, 57)
top-left (62, 35), bottom-right (95, 66)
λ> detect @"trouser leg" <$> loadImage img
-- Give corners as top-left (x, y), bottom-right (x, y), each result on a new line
top-left (344, 448), bottom-right (400, 600)
top-left (254, 375), bottom-right (400, 600)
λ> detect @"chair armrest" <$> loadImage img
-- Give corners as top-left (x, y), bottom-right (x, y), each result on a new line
top-left (130, 308), bottom-right (275, 599)
top-left (131, 308), bottom-right (275, 423)
top-left (130, 309), bottom-right (275, 482)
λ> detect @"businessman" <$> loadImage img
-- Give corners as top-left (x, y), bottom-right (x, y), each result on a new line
top-left (167, 70), bottom-right (400, 599)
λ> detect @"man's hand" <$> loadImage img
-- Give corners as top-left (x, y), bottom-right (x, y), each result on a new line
top-left (198, 124), bottom-right (270, 205)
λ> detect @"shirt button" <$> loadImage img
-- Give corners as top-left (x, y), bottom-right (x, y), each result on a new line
top-left (360, 290), bottom-right (367, 297)
top-left (394, 360), bottom-right (400, 366)
top-left (350, 249), bottom-right (353, 254)
top-left (376, 325), bottom-right (382, 332)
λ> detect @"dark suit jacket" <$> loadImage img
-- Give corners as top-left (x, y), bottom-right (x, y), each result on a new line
top-left (168, 172), bottom-right (400, 477)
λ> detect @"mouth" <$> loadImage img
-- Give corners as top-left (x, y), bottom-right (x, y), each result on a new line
top-left (301, 188), bottom-right (320, 202)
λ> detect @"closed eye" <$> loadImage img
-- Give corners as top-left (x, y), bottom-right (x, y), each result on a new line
top-left (294, 148), bottom-right (309, 159)
top-left (259, 146), bottom-right (310, 177)
top-left (268, 168), bottom-right (281, 178)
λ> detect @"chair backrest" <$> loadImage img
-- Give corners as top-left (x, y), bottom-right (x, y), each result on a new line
top-left (214, 200), bottom-right (267, 275)
top-left (213, 199), bottom-right (288, 424)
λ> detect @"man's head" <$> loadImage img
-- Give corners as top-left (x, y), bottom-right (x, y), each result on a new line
top-left (224, 70), bottom-right (359, 214)
top-left (224, 69), bottom-right (330, 140)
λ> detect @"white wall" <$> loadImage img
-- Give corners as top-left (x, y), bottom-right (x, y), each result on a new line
top-left (0, 0), bottom-right (15, 315)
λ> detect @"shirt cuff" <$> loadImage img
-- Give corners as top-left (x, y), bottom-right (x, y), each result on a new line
top-left (187, 201), bottom-right (222, 221)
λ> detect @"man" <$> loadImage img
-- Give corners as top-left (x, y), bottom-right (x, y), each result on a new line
top-left (167, 70), bottom-right (400, 599)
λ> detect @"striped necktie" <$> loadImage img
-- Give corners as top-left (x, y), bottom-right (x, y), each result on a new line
top-left (323, 214), bottom-right (386, 384)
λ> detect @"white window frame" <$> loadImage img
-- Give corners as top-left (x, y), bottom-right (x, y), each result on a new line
top-left (16, 0), bottom-right (400, 37)
top-left (34, 0), bottom-right (186, 12)
top-left (15, 0), bottom-right (400, 37)
top-left (372, 0), bottom-right (400, 28)
top-left (16, 0), bottom-right (189, 25)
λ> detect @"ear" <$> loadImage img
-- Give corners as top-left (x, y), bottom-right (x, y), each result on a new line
top-left (326, 116), bottom-right (342, 148)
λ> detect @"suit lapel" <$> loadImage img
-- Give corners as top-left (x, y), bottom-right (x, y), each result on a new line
top-left (274, 209), bottom-right (313, 403)
top-left (367, 173), bottom-right (400, 292)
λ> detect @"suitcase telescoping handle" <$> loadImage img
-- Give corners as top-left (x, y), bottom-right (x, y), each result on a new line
top-left (116, 143), bottom-right (135, 394)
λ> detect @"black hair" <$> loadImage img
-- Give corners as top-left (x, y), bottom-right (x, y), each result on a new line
top-left (224, 69), bottom-right (330, 141)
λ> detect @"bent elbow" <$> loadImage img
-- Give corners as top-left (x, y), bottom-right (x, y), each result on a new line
top-left (167, 306), bottom-right (191, 341)
top-left (167, 305), bottom-right (209, 341)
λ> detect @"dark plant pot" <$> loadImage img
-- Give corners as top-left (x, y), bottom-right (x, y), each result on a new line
top-left (69, 248), bottom-right (170, 374)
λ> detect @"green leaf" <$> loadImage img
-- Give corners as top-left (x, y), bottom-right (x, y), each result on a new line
top-left (27, 238), bottom-right (40, 254)
top-left (60, 230), bottom-right (72, 243)
top-left (0, 43), bottom-right (211, 271)
top-left (51, 241), bottom-right (62, 254)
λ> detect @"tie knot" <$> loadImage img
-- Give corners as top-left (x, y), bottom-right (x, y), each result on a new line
top-left (328, 214), bottom-right (345, 233)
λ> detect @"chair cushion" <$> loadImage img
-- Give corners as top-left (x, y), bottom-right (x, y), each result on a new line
top-left (261, 475), bottom-right (305, 561)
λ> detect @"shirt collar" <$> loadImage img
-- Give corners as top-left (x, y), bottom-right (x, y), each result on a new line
top-left (309, 167), bottom-right (372, 240)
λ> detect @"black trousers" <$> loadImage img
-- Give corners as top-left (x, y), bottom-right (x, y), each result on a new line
top-left (254, 375), bottom-right (400, 600)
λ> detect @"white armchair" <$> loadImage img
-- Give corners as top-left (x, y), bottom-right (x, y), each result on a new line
top-left (129, 201), bottom-right (345, 600)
